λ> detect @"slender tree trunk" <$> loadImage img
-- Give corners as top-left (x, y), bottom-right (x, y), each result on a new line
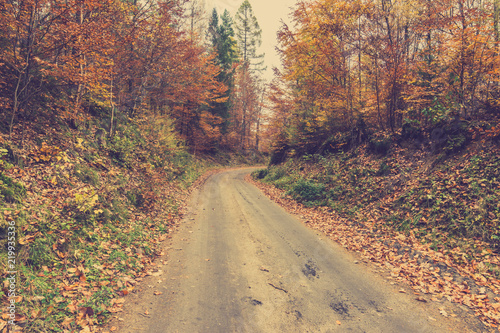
top-left (495, 0), bottom-right (500, 80)
top-left (358, 16), bottom-right (362, 105)
top-left (495, 0), bottom-right (500, 93)
top-left (10, 70), bottom-right (23, 139)
top-left (109, 76), bottom-right (115, 137)
top-left (255, 87), bottom-right (265, 151)
top-left (241, 104), bottom-right (247, 150)
top-left (347, 58), bottom-right (353, 127)
top-left (10, 1), bottom-right (37, 141)
top-left (74, 2), bottom-right (85, 121)
top-left (495, 0), bottom-right (499, 46)
top-left (374, 57), bottom-right (383, 130)
top-left (458, 0), bottom-right (466, 118)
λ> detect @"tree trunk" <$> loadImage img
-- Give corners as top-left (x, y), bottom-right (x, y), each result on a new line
top-left (10, 1), bottom-right (37, 141)
top-left (374, 57), bottom-right (383, 130)
top-left (495, 0), bottom-right (500, 45)
top-left (255, 87), bottom-right (265, 151)
top-left (74, 2), bottom-right (85, 121)
top-left (109, 76), bottom-right (115, 137)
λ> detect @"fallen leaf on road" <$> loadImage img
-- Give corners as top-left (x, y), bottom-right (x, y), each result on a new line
top-left (151, 270), bottom-right (163, 277)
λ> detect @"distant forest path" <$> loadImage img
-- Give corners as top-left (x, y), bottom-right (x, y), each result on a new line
top-left (109, 168), bottom-right (477, 332)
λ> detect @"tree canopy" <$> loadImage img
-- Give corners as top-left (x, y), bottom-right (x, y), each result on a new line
top-left (268, 0), bottom-right (500, 155)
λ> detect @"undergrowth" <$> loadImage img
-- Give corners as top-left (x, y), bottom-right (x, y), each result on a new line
top-left (254, 141), bottom-right (500, 273)
top-left (0, 114), bottom-right (224, 332)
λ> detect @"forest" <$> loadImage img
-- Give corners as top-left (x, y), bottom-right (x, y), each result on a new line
top-left (262, 0), bottom-right (500, 256)
top-left (269, 0), bottom-right (500, 158)
top-left (0, 0), bottom-right (266, 153)
top-left (0, 0), bottom-right (500, 331)
top-left (267, 0), bottom-right (500, 160)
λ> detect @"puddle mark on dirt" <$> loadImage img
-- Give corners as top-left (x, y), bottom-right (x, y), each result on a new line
top-left (302, 259), bottom-right (319, 279)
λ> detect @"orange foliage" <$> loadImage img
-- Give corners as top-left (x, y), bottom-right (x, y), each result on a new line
top-left (268, 0), bottom-right (500, 150)
top-left (0, 0), bottom-right (230, 152)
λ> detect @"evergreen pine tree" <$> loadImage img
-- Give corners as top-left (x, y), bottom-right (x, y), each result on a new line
top-left (208, 8), bottom-right (239, 134)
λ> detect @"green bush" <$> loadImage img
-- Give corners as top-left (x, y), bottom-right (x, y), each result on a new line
top-left (253, 169), bottom-right (268, 179)
top-left (108, 135), bottom-right (135, 166)
top-left (273, 175), bottom-right (295, 190)
top-left (287, 179), bottom-right (326, 203)
top-left (0, 172), bottom-right (26, 203)
top-left (74, 164), bottom-right (100, 186)
top-left (369, 136), bottom-right (392, 155)
top-left (126, 189), bottom-right (145, 208)
top-left (445, 133), bottom-right (467, 154)
top-left (28, 236), bottom-right (55, 268)
top-left (264, 167), bottom-right (286, 182)
top-left (376, 161), bottom-right (391, 176)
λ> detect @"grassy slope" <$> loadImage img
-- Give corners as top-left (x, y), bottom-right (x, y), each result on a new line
top-left (258, 142), bottom-right (500, 249)
top-left (0, 116), bottom-right (256, 332)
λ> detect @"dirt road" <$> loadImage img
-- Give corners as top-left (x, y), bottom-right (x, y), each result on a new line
top-left (113, 168), bottom-right (476, 332)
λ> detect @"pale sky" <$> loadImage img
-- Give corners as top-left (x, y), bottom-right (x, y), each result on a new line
top-left (204, 0), bottom-right (299, 83)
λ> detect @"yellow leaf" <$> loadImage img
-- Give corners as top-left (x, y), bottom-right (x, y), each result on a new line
top-left (31, 309), bottom-right (42, 318)
top-left (61, 317), bottom-right (73, 328)
top-left (67, 302), bottom-right (78, 313)
top-left (80, 326), bottom-right (91, 333)
top-left (18, 235), bottom-right (35, 245)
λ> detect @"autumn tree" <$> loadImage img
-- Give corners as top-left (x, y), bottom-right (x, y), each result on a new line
top-left (0, 0), bottom-right (231, 152)
top-left (496, 0), bottom-right (500, 45)
top-left (0, 0), bottom-right (123, 140)
top-left (184, 0), bottom-right (207, 41)
top-left (271, 0), bottom-right (370, 152)
top-left (403, 0), bottom-right (500, 122)
top-left (229, 0), bottom-right (266, 151)
top-left (268, 0), bottom-right (500, 155)
top-left (118, 1), bottom-right (228, 152)
top-left (234, 0), bottom-right (265, 72)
